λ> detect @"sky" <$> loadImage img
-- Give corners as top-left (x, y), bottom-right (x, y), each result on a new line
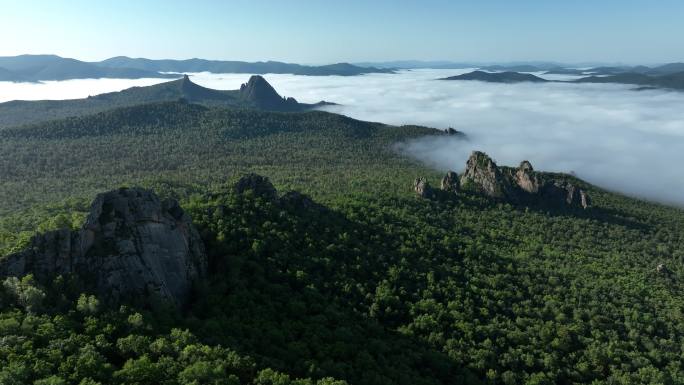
top-left (1, 0), bottom-right (683, 64)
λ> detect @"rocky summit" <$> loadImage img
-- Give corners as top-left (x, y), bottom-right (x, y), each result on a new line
top-left (464, 151), bottom-right (590, 208)
top-left (0, 188), bottom-right (207, 305)
top-left (421, 151), bottom-right (590, 209)
top-left (239, 75), bottom-right (299, 110)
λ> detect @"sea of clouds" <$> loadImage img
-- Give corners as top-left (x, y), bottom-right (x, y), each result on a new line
top-left (1, 69), bottom-right (683, 205)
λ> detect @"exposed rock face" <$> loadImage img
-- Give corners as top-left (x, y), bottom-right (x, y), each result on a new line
top-left (460, 151), bottom-right (510, 199)
top-left (0, 188), bottom-right (207, 305)
top-left (457, 151), bottom-right (591, 209)
top-left (414, 178), bottom-right (434, 199)
top-left (515, 161), bottom-right (541, 193)
top-left (441, 171), bottom-right (460, 193)
top-left (234, 173), bottom-right (278, 201)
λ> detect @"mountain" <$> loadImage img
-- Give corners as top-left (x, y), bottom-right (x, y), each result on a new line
top-left (543, 67), bottom-right (587, 75)
top-left (0, 66), bottom-right (28, 82)
top-left (478, 64), bottom-right (542, 72)
top-left (97, 56), bottom-right (393, 76)
top-left (441, 70), bottom-right (548, 83)
top-left (354, 60), bottom-right (476, 69)
top-left (0, 55), bottom-right (394, 82)
top-left (0, 74), bottom-right (333, 128)
top-left (0, 54), bottom-right (176, 81)
top-left (575, 71), bottom-right (684, 90)
top-left (543, 63), bottom-right (684, 77)
top-left (646, 62), bottom-right (684, 75)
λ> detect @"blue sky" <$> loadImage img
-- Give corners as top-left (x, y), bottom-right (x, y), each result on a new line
top-left (1, 0), bottom-right (683, 64)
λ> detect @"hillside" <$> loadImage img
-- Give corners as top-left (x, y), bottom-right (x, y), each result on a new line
top-left (1, 92), bottom-right (684, 385)
top-left (0, 75), bottom-right (333, 128)
top-left (441, 70), bottom-right (548, 83)
top-left (2, 127), bottom-right (684, 384)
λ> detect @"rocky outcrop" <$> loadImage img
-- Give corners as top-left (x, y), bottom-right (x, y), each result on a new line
top-left (451, 151), bottom-right (590, 209)
top-left (0, 188), bottom-right (207, 305)
top-left (514, 161), bottom-right (541, 193)
top-left (234, 173), bottom-right (278, 201)
top-left (460, 151), bottom-right (511, 199)
top-left (441, 171), bottom-right (460, 193)
top-left (414, 178), bottom-right (435, 199)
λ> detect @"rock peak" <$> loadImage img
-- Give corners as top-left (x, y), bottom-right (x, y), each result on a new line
top-left (416, 151), bottom-right (591, 209)
top-left (239, 75), bottom-right (295, 109)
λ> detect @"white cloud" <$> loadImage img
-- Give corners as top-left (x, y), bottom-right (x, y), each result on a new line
top-left (2, 69), bottom-right (684, 205)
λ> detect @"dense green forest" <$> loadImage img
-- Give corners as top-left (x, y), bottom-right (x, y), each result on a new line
top-left (2, 99), bottom-right (684, 384)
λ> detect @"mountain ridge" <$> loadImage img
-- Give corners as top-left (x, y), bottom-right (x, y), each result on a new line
top-left (0, 74), bottom-right (333, 128)
top-left (440, 70), bottom-right (548, 83)
top-left (0, 54), bottom-right (394, 82)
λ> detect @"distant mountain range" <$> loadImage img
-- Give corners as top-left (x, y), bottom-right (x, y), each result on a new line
top-left (0, 55), bottom-right (393, 82)
top-left (575, 71), bottom-right (684, 90)
top-left (442, 69), bottom-right (684, 91)
top-left (441, 71), bottom-right (548, 83)
top-left (0, 74), bottom-right (333, 128)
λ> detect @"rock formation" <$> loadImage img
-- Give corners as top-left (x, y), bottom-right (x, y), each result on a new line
top-left (441, 171), bottom-right (460, 193)
top-left (239, 75), bottom-right (298, 110)
top-left (425, 151), bottom-right (591, 209)
top-left (0, 188), bottom-right (207, 305)
top-left (514, 160), bottom-right (541, 193)
top-left (459, 151), bottom-right (511, 199)
top-left (414, 178), bottom-right (434, 199)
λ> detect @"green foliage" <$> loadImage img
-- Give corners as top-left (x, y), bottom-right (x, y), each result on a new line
top-left (2, 101), bottom-right (684, 384)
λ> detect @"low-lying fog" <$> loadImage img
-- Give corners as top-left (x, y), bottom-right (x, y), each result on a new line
top-left (1, 69), bottom-right (683, 206)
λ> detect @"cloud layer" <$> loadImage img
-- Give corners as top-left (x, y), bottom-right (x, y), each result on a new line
top-left (2, 69), bottom-right (684, 205)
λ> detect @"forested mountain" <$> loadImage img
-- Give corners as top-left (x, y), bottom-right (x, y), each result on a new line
top-left (97, 56), bottom-right (393, 76)
top-left (0, 75), bottom-right (332, 128)
top-left (0, 55), bottom-right (393, 82)
top-left (441, 70), bottom-right (548, 83)
top-left (575, 71), bottom-right (684, 90)
top-left (1, 94), bottom-right (684, 385)
top-left (0, 54), bottom-right (177, 82)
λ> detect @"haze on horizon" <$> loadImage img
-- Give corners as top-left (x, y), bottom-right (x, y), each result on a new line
top-left (2, 0), bottom-right (684, 65)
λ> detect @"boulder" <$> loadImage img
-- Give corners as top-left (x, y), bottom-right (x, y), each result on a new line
top-left (0, 188), bottom-right (207, 305)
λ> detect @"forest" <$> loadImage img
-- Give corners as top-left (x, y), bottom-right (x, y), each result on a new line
top-left (2, 100), bottom-right (684, 384)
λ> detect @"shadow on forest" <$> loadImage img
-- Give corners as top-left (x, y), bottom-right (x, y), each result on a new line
top-left (185, 194), bottom-right (481, 385)
top-left (431, 189), bottom-right (651, 233)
